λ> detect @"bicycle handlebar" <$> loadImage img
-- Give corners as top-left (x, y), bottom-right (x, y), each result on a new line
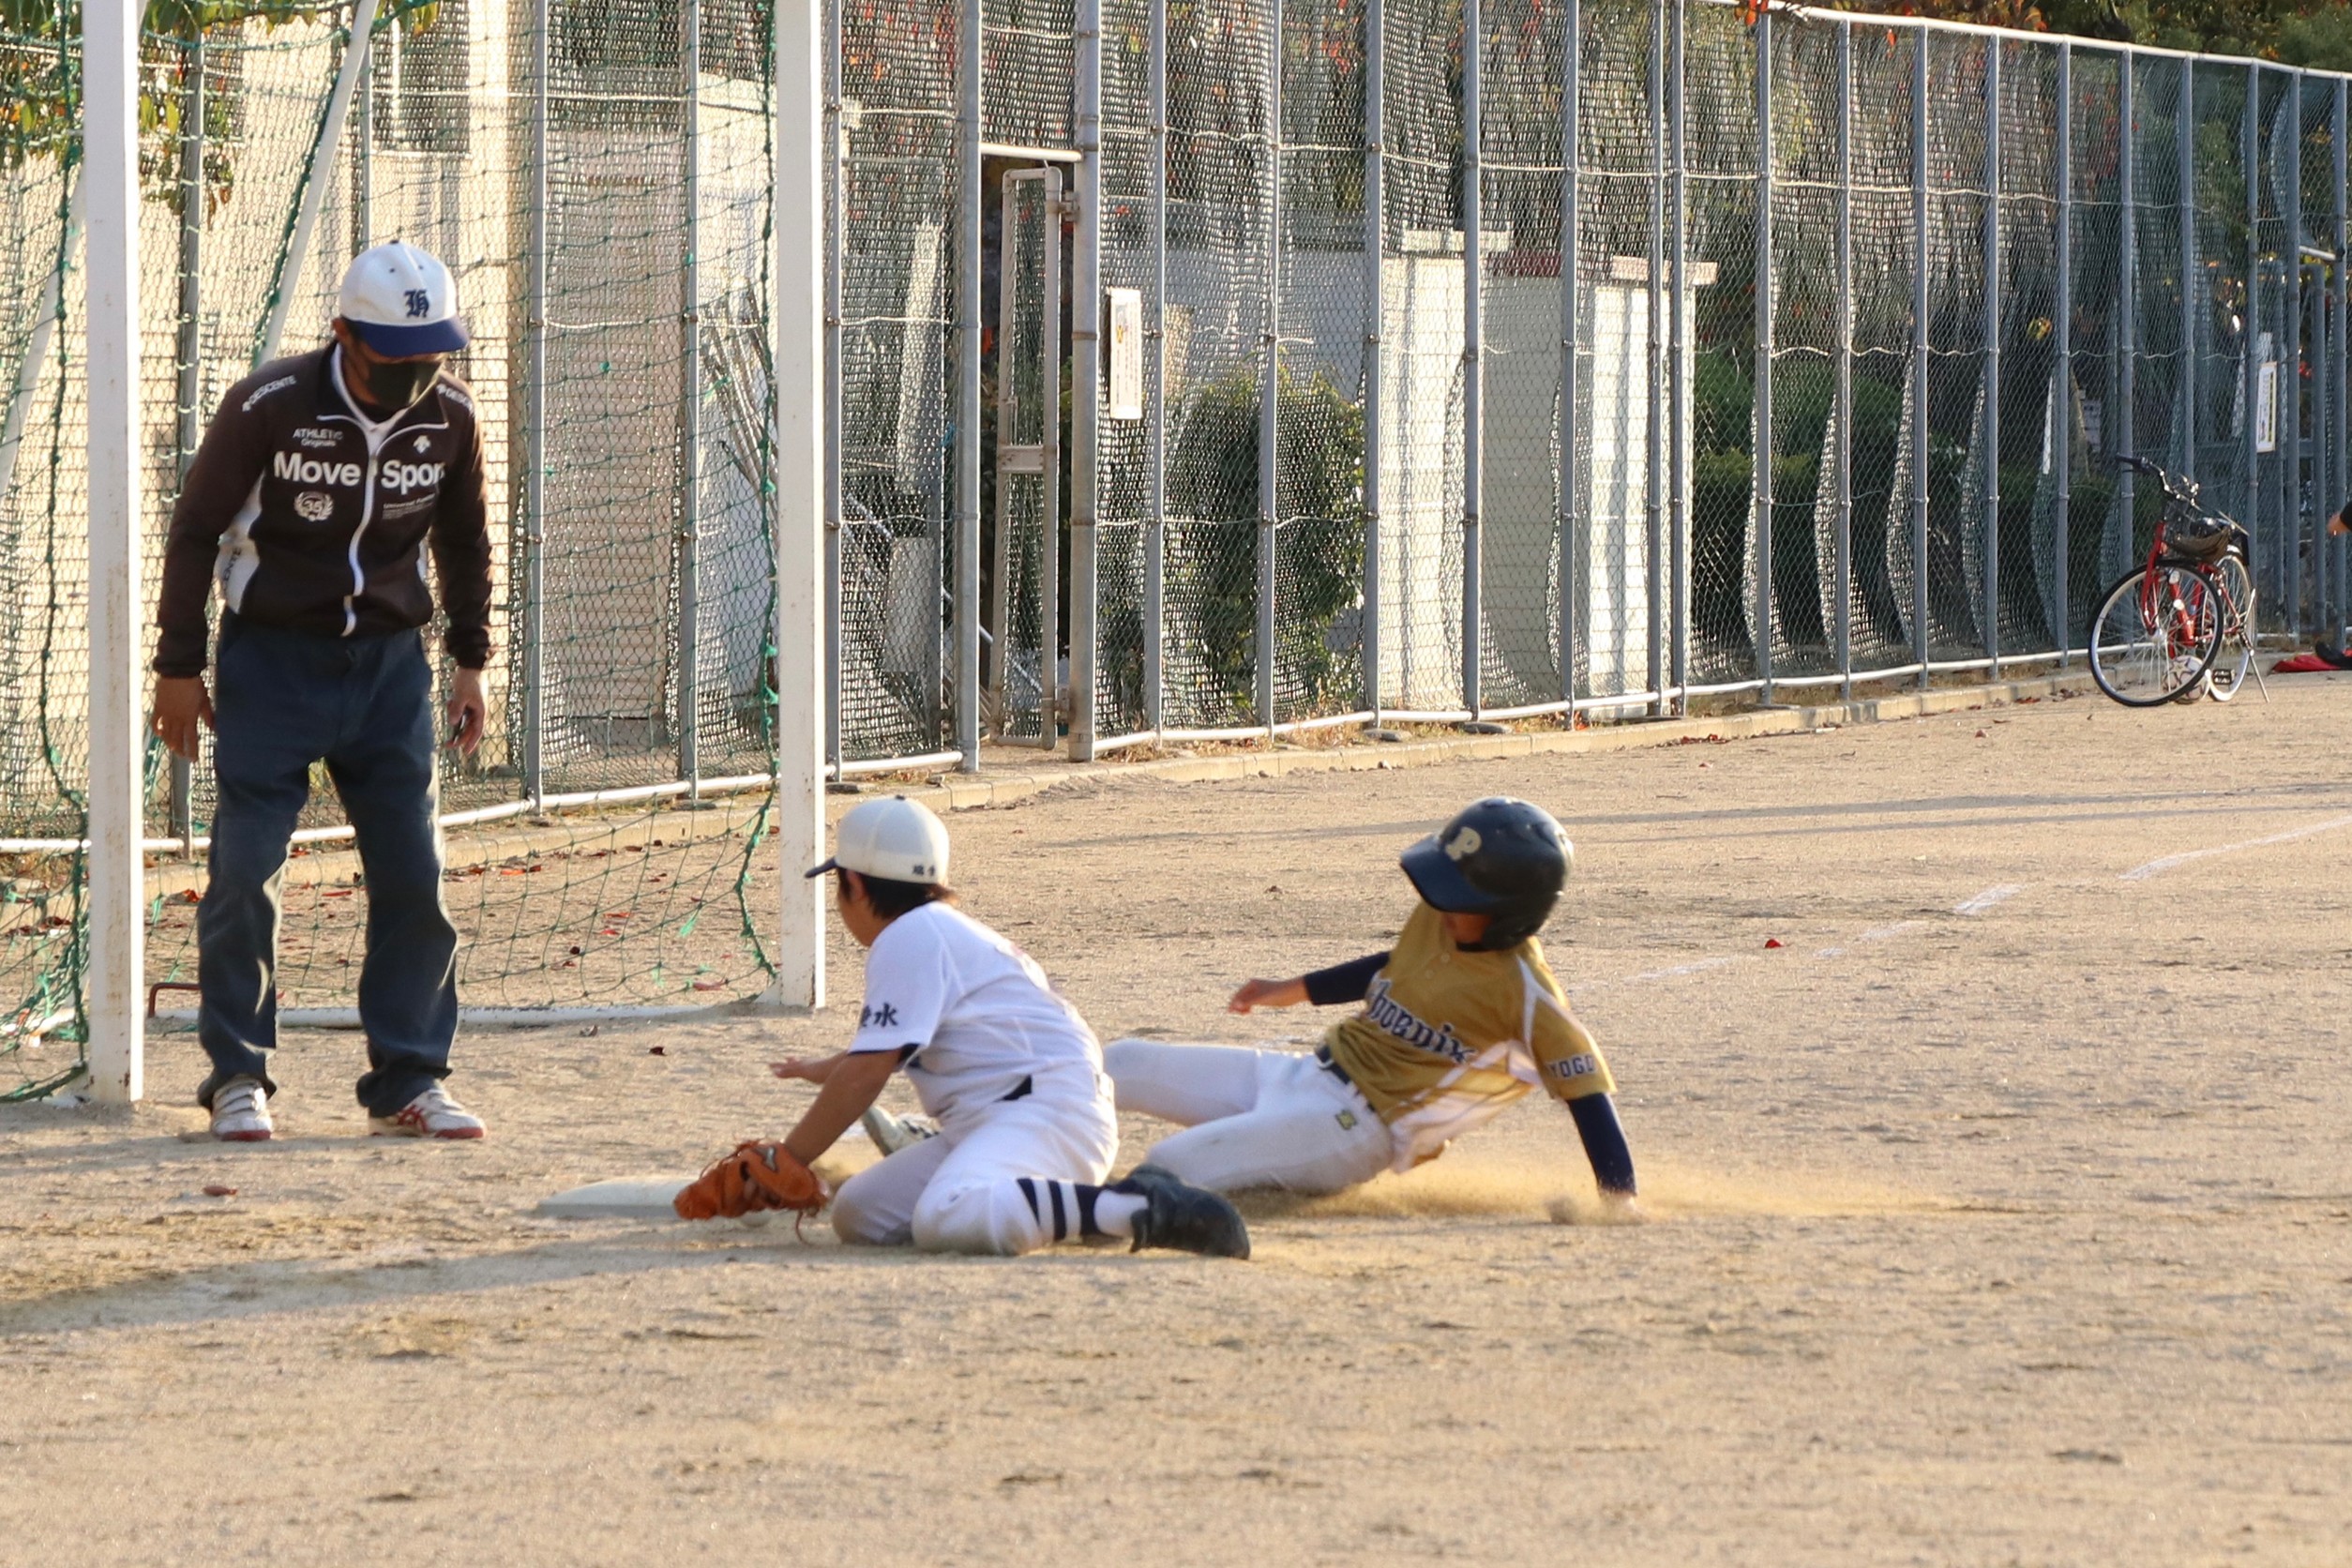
top-left (2117, 454), bottom-right (2197, 505)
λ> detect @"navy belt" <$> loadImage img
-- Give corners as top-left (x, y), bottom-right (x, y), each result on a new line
top-left (1313, 1045), bottom-right (1353, 1088)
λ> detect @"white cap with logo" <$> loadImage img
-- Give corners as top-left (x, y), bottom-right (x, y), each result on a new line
top-left (806, 795), bottom-right (951, 885)
top-left (338, 240), bottom-right (470, 356)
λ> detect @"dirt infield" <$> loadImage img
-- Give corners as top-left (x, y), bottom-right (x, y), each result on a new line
top-left (4, 672), bottom-right (2350, 1565)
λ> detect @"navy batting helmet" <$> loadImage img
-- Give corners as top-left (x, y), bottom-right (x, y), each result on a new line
top-left (1399, 797), bottom-right (1574, 951)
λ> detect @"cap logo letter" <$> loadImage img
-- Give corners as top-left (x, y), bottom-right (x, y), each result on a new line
top-left (403, 288), bottom-right (431, 320)
top-left (1444, 826), bottom-right (1482, 861)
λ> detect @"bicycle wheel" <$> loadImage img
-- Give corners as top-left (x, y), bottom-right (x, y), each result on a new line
top-left (2088, 562), bottom-right (2223, 706)
top-left (2204, 552), bottom-right (2257, 702)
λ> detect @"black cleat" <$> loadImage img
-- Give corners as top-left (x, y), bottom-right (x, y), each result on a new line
top-left (1112, 1164), bottom-right (1251, 1259)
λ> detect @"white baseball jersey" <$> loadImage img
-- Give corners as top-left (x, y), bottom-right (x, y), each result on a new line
top-left (846, 901), bottom-right (1106, 1124)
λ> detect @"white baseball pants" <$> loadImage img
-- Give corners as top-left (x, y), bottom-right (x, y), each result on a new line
top-left (1103, 1040), bottom-right (1393, 1196)
top-left (830, 1092), bottom-right (1117, 1256)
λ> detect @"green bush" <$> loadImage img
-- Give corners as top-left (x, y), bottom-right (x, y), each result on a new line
top-left (1140, 365), bottom-right (1365, 719)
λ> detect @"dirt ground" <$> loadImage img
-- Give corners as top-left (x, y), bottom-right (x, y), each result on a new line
top-left (4, 673), bottom-right (2350, 1566)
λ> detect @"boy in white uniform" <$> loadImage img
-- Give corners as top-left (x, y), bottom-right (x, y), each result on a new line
top-left (675, 796), bottom-right (1248, 1259)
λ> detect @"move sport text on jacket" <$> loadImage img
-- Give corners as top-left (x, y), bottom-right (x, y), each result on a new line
top-left (154, 344), bottom-right (492, 677)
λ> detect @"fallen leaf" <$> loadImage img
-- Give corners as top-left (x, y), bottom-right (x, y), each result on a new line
top-left (201, 1184), bottom-right (237, 1198)
top-left (1764, 938), bottom-right (1783, 949)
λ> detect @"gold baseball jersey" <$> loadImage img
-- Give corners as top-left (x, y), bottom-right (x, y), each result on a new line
top-left (1323, 901), bottom-right (1613, 1170)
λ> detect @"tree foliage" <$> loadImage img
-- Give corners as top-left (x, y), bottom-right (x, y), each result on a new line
top-left (1803, 0), bottom-right (2352, 70)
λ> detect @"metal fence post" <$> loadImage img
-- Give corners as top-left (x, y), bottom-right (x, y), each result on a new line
top-left (1753, 5), bottom-right (1773, 701)
top-left (2117, 52), bottom-right (2135, 582)
top-left (1646, 0), bottom-right (1665, 712)
top-left (956, 0), bottom-right (983, 770)
top-left (2323, 76), bottom-right (2342, 639)
top-left (1068, 0), bottom-right (1102, 761)
top-left (2286, 70), bottom-right (2304, 637)
top-left (2243, 66), bottom-right (2261, 594)
top-left (354, 21), bottom-right (371, 252)
top-left (678, 0), bottom-right (704, 792)
top-left (1833, 19), bottom-right (1853, 694)
top-left (1363, 0), bottom-right (1383, 719)
top-left (1147, 0), bottom-right (1168, 731)
top-left (1557, 0), bottom-right (1578, 710)
top-left (2179, 58), bottom-right (2194, 476)
top-left (1910, 25), bottom-right (1930, 686)
top-left (1462, 0), bottom-right (1484, 717)
top-left (1981, 39), bottom-right (2000, 671)
top-left (823, 0), bottom-right (845, 775)
top-left (521, 0), bottom-right (550, 807)
top-left (1666, 0), bottom-right (1688, 708)
top-left (2054, 42), bottom-right (2073, 663)
top-left (1257, 0), bottom-right (1281, 736)
top-left (173, 34), bottom-right (205, 855)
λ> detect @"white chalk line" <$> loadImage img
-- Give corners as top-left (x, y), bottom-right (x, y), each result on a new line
top-left (2118, 811), bottom-right (2352, 882)
top-left (1591, 886), bottom-right (2022, 988)
top-left (1952, 882), bottom-right (2026, 916)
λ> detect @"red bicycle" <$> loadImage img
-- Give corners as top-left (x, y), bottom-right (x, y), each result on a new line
top-left (2088, 458), bottom-right (2263, 707)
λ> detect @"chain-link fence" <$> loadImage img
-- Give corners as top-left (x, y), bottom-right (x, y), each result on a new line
top-left (1051, 4), bottom-right (2352, 755)
top-left (5, 0), bottom-right (783, 1098)
top-left (15, 0), bottom-right (2352, 1094)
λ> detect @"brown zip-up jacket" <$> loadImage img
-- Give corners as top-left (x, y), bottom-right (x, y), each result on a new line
top-left (153, 343), bottom-right (492, 678)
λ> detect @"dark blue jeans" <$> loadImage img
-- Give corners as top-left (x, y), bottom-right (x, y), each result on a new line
top-left (196, 615), bottom-right (460, 1116)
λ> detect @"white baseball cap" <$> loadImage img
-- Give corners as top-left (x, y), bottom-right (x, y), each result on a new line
top-left (806, 795), bottom-right (951, 884)
top-left (338, 240), bottom-right (469, 356)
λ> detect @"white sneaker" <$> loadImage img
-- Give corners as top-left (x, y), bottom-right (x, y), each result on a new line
top-left (860, 1105), bottom-right (940, 1155)
top-left (209, 1077), bottom-right (275, 1142)
top-left (369, 1084), bottom-right (486, 1140)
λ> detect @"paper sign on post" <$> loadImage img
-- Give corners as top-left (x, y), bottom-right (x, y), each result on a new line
top-left (1108, 288), bottom-right (1143, 421)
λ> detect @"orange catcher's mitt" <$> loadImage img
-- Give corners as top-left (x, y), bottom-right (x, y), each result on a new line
top-left (673, 1140), bottom-right (829, 1221)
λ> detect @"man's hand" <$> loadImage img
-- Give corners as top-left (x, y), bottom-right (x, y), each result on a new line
top-left (1228, 976), bottom-right (1307, 1014)
top-left (152, 676), bottom-right (214, 762)
top-left (2329, 509), bottom-right (2348, 538)
top-left (446, 666), bottom-right (486, 754)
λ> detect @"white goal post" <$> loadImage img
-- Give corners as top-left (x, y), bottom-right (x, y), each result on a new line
top-left (84, 0), bottom-right (143, 1103)
top-left (73, 0), bottom-right (832, 1103)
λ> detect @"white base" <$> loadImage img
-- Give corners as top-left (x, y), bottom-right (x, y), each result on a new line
top-left (537, 1177), bottom-right (694, 1218)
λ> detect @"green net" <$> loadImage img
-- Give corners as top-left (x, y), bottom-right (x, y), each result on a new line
top-left (4, 0), bottom-right (784, 1101)
top-left (12, 0), bottom-right (2352, 1101)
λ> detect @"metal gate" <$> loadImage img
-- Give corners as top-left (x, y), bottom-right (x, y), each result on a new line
top-left (987, 165), bottom-right (1064, 745)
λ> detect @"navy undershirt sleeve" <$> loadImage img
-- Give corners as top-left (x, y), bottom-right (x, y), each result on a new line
top-left (1568, 1093), bottom-right (1637, 1195)
top-left (1302, 952), bottom-right (1391, 1006)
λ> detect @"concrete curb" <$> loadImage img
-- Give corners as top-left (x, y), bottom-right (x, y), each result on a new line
top-left (865, 671), bottom-right (2102, 822)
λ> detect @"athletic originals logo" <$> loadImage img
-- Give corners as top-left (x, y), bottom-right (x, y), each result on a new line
top-left (860, 1002), bottom-right (899, 1030)
top-left (1363, 977), bottom-right (1470, 1064)
top-left (403, 288), bottom-right (432, 319)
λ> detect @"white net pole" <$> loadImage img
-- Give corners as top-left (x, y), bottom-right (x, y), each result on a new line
top-left (83, 0), bottom-right (144, 1101)
top-left (774, 0), bottom-right (827, 1011)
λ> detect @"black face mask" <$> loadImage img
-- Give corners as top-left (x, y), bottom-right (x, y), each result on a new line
top-left (352, 352), bottom-right (445, 414)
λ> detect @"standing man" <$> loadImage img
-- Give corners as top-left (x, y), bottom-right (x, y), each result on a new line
top-left (151, 241), bottom-right (492, 1142)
